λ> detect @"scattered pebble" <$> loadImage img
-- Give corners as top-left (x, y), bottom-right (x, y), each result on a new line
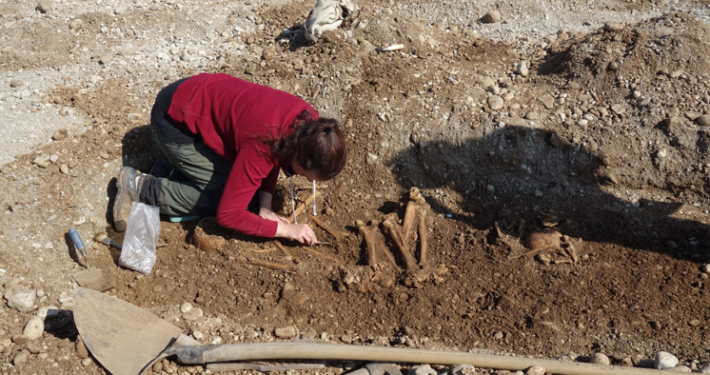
top-left (697, 115), bottom-right (710, 127)
top-left (180, 302), bottom-right (193, 313)
top-left (590, 352), bottom-right (610, 365)
top-left (525, 365), bottom-right (546, 375)
top-left (76, 338), bottom-right (89, 359)
top-left (69, 18), bottom-right (84, 30)
top-left (408, 364), bottom-right (437, 375)
top-left (482, 10), bottom-right (501, 23)
top-left (487, 95), bottom-right (504, 110)
top-left (517, 61), bottom-right (529, 77)
top-left (4, 284), bottom-right (36, 312)
top-left (449, 364), bottom-right (475, 375)
top-left (274, 326), bottom-right (297, 339)
top-left (22, 316), bottom-right (44, 340)
top-left (37, 0), bottom-right (54, 13)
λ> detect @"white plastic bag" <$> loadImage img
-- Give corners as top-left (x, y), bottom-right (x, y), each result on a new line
top-left (119, 201), bottom-right (160, 275)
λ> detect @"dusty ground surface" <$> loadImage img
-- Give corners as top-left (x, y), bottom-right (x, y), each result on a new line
top-left (2, 0), bottom-right (710, 374)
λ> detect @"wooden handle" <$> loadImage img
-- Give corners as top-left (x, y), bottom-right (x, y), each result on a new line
top-left (163, 342), bottom-right (678, 375)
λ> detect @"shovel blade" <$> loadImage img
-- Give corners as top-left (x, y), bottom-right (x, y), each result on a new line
top-left (73, 287), bottom-right (183, 375)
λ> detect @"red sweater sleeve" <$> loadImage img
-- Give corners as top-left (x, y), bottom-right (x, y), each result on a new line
top-left (216, 143), bottom-right (278, 238)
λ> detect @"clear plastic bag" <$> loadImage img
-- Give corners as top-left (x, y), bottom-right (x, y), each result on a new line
top-left (119, 202), bottom-right (160, 275)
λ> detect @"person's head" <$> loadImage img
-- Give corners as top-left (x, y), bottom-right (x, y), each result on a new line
top-left (276, 111), bottom-right (347, 181)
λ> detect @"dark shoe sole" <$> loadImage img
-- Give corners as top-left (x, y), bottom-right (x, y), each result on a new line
top-left (113, 167), bottom-right (134, 232)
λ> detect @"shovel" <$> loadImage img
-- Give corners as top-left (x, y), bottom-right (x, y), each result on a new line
top-left (73, 288), bottom-right (675, 375)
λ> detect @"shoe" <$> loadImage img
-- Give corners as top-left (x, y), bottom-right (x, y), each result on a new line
top-left (150, 160), bottom-right (186, 181)
top-left (113, 167), bottom-right (146, 232)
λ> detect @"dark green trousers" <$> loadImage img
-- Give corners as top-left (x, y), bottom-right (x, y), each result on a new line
top-left (151, 129), bottom-right (232, 217)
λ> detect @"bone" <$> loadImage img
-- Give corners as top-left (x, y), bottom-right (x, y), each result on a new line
top-left (357, 220), bottom-right (378, 266)
top-left (248, 259), bottom-right (297, 272)
top-left (417, 203), bottom-right (430, 265)
top-left (300, 246), bottom-right (342, 264)
top-left (381, 213), bottom-right (418, 270)
top-left (308, 214), bottom-right (340, 241)
top-left (275, 241), bottom-right (294, 258)
top-left (402, 187), bottom-right (426, 244)
top-left (289, 194), bottom-right (315, 223)
top-left (358, 223), bottom-right (376, 265)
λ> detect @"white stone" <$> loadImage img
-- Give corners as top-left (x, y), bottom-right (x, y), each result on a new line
top-left (36, 306), bottom-right (60, 320)
top-left (180, 302), bottom-right (193, 313)
top-left (487, 95), bottom-right (504, 110)
top-left (526, 365), bottom-right (546, 375)
top-left (5, 285), bottom-right (36, 312)
top-left (518, 61), bottom-right (529, 77)
top-left (409, 364), bottom-right (437, 375)
top-left (22, 316), bottom-right (44, 340)
top-left (450, 364), bottom-right (476, 375)
top-left (656, 351), bottom-right (679, 370)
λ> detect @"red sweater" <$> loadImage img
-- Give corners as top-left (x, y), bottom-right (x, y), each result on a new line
top-left (167, 73), bottom-right (318, 237)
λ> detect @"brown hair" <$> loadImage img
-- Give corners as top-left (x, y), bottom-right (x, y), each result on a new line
top-left (272, 110), bottom-right (347, 180)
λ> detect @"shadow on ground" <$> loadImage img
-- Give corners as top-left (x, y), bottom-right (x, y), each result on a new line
top-left (391, 125), bottom-right (709, 263)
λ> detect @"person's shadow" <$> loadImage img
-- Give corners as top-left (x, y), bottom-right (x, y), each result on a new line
top-left (390, 125), bottom-right (708, 263)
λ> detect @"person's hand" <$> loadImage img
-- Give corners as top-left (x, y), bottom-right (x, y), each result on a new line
top-left (259, 207), bottom-right (289, 224)
top-left (276, 222), bottom-right (319, 245)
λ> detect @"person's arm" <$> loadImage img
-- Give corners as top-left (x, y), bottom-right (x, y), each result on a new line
top-left (257, 191), bottom-right (289, 224)
top-left (216, 146), bottom-right (319, 244)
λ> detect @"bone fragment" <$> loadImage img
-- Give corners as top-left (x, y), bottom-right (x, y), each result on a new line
top-left (275, 241), bottom-right (295, 259)
top-left (358, 222), bottom-right (378, 266)
top-left (301, 246), bottom-right (342, 264)
top-left (381, 213), bottom-right (417, 270)
top-left (402, 187), bottom-right (426, 244)
top-left (289, 194), bottom-right (315, 223)
top-left (248, 259), bottom-right (297, 272)
top-left (308, 214), bottom-right (340, 241)
top-left (417, 204), bottom-right (430, 265)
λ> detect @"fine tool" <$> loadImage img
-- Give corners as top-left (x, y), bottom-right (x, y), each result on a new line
top-left (94, 233), bottom-right (123, 250)
top-left (69, 227), bottom-right (90, 268)
top-left (73, 288), bottom-right (677, 375)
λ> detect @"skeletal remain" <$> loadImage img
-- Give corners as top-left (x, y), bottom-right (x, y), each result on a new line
top-left (381, 213), bottom-right (417, 270)
top-left (274, 241), bottom-right (295, 259)
top-left (402, 187), bottom-right (426, 244)
top-left (357, 220), bottom-right (378, 266)
top-left (248, 259), bottom-right (297, 272)
top-left (417, 203), bottom-right (430, 265)
top-left (309, 214), bottom-right (341, 241)
top-left (289, 194), bottom-right (315, 223)
top-left (300, 246), bottom-right (342, 264)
